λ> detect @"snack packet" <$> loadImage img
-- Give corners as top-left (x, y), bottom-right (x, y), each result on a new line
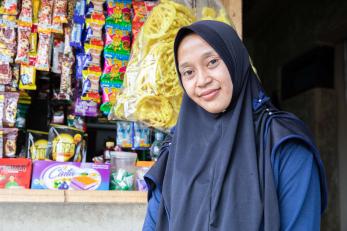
top-left (38, 0), bottom-right (54, 33)
top-left (0, 0), bottom-right (18, 15)
top-left (74, 98), bottom-right (99, 117)
top-left (0, 62), bottom-right (12, 85)
top-left (133, 122), bottom-right (151, 149)
top-left (19, 64), bottom-right (37, 90)
top-left (52, 0), bottom-right (68, 24)
top-left (35, 33), bottom-right (53, 71)
top-left (18, 0), bottom-right (33, 27)
top-left (8, 64), bottom-right (19, 91)
top-left (1, 128), bottom-right (19, 158)
top-left (116, 121), bottom-right (132, 148)
top-left (51, 37), bottom-right (64, 73)
top-left (15, 103), bottom-right (30, 129)
top-left (26, 130), bottom-right (49, 160)
top-left (3, 92), bottom-right (19, 127)
top-left (58, 54), bottom-right (75, 100)
top-left (46, 124), bottom-right (85, 162)
top-left (0, 93), bottom-right (4, 128)
top-left (15, 27), bottom-right (31, 64)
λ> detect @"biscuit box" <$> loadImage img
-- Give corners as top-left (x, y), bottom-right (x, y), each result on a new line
top-left (31, 161), bottom-right (110, 190)
top-left (0, 158), bottom-right (32, 189)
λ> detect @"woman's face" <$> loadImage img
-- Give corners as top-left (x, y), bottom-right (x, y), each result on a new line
top-left (177, 34), bottom-right (233, 114)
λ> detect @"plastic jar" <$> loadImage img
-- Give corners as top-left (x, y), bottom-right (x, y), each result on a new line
top-left (109, 151), bottom-right (137, 190)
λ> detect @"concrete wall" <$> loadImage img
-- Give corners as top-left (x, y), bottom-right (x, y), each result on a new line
top-left (243, 1), bottom-right (347, 230)
top-left (0, 203), bottom-right (147, 231)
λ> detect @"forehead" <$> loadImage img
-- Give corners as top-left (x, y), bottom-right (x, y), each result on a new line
top-left (177, 34), bottom-right (217, 63)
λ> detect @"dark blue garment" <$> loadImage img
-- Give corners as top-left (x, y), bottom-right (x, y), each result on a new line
top-left (143, 140), bottom-right (321, 231)
top-left (145, 20), bottom-right (327, 231)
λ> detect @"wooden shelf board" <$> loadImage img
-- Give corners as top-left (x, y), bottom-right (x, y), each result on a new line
top-left (0, 189), bottom-right (147, 204)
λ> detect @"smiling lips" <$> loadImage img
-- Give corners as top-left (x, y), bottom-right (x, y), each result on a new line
top-left (199, 88), bottom-right (221, 101)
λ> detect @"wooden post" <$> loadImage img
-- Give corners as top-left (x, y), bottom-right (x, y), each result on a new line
top-left (221, 0), bottom-right (242, 38)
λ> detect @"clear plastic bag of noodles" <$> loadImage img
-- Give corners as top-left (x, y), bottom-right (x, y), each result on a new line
top-left (109, 0), bottom-right (233, 130)
top-left (192, 0), bottom-right (233, 25)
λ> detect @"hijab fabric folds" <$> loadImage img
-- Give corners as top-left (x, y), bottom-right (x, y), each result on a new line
top-left (145, 20), bottom-right (327, 231)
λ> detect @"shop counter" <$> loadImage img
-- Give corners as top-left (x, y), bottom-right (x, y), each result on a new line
top-left (0, 189), bottom-right (148, 231)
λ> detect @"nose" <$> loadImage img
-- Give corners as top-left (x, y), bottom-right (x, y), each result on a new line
top-left (196, 69), bottom-right (212, 87)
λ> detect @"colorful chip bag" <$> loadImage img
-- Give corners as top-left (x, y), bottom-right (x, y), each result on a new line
top-left (46, 124), bottom-right (85, 162)
top-left (19, 64), bottom-right (37, 90)
top-left (26, 130), bottom-right (49, 160)
top-left (3, 92), bottom-right (19, 127)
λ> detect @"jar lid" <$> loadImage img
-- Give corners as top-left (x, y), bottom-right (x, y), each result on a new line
top-left (110, 151), bottom-right (137, 159)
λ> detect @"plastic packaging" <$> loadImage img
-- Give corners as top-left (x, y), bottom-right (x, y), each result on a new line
top-left (116, 121), bottom-right (132, 148)
top-left (26, 130), bottom-right (49, 160)
top-left (109, 151), bottom-right (137, 190)
top-left (35, 33), bottom-right (53, 71)
top-left (52, 0), bottom-right (68, 24)
top-left (15, 27), bottom-right (31, 64)
top-left (0, 94), bottom-right (4, 128)
top-left (74, 98), bottom-right (99, 117)
top-left (1, 128), bottom-right (19, 158)
top-left (0, 0), bottom-right (18, 15)
top-left (73, 0), bottom-right (86, 23)
top-left (15, 103), bottom-right (30, 128)
top-left (133, 122), bottom-right (151, 149)
top-left (18, 0), bottom-right (33, 27)
top-left (46, 124), bottom-right (85, 162)
top-left (51, 37), bottom-right (65, 73)
top-left (0, 62), bottom-right (12, 85)
top-left (4, 92), bottom-right (19, 127)
top-left (38, 0), bottom-right (54, 33)
top-left (19, 64), bottom-right (37, 90)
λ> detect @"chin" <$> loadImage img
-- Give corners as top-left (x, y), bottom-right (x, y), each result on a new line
top-left (202, 105), bottom-right (225, 114)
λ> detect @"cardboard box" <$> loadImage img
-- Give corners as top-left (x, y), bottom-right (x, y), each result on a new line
top-left (0, 158), bottom-right (32, 189)
top-left (31, 161), bottom-right (110, 190)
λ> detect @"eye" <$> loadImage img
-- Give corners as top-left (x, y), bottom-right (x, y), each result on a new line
top-left (181, 69), bottom-right (195, 80)
top-left (207, 58), bottom-right (219, 68)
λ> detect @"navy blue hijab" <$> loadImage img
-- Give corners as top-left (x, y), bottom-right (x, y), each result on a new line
top-left (145, 20), bottom-right (327, 230)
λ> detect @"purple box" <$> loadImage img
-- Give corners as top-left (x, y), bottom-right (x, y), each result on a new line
top-left (31, 161), bottom-right (110, 190)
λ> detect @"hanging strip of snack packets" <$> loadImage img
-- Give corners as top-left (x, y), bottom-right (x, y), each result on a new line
top-left (58, 27), bottom-right (75, 100)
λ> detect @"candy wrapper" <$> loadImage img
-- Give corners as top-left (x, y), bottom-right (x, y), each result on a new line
top-left (74, 98), bottom-right (98, 117)
top-left (73, 0), bottom-right (86, 23)
top-left (46, 124), bottom-right (85, 162)
top-left (3, 92), bottom-right (19, 127)
top-left (116, 121), bottom-right (132, 148)
top-left (52, 0), bottom-right (68, 24)
top-left (103, 47), bottom-right (129, 75)
top-left (51, 37), bottom-right (64, 73)
top-left (100, 87), bottom-right (120, 115)
top-left (26, 130), bottom-right (49, 160)
top-left (15, 27), bottom-right (31, 64)
top-left (105, 15), bottom-right (131, 33)
top-left (83, 44), bottom-right (102, 68)
top-left (132, 1), bottom-right (146, 42)
top-left (133, 122), bottom-right (151, 149)
top-left (0, 128), bottom-right (19, 158)
top-left (70, 23), bottom-right (83, 48)
top-left (110, 169), bottom-right (134, 190)
top-left (19, 64), bottom-right (37, 90)
top-left (107, 0), bottom-right (131, 16)
top-left (0, 0), bottom-right (18, 15)
top-left (81, 69), bottom-right (101, 102)
top-left (38, 0), bottom-right (54, 33)
top-left (104, 27), bottom-right (131, 50)
top-left (35, 33), bottom-right (53, 71)
top-left (84, 20), bottom-right (104, 47)
top-left (75, 50), bottom-right (85, 79)
top-left (0, 62), bottom-right (12, 85)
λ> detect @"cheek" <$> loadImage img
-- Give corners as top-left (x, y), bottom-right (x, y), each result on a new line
top-left (182, 80), bottom-right (197, 98)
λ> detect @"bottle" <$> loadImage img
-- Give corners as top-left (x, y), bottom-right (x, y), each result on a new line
top-left (103, 137), bottom-right (115, 162)
top-left (150, 131), bottom-right (165, 161)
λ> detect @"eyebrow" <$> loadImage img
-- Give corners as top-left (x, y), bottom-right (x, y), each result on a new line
top-left (179, 50), bottom-right (217, 69)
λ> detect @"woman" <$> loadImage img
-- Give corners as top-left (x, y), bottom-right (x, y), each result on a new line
top-left (143, 20), bottom-right (327, 231)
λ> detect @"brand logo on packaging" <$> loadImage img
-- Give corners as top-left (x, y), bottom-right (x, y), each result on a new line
top-left (39, 164), bottom-right (101, 190)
